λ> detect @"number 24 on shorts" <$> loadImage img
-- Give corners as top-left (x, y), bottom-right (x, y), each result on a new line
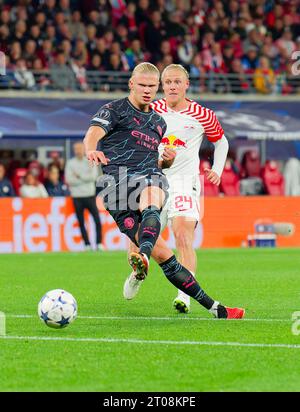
top-left (174, 195), bottom-right (193, 211)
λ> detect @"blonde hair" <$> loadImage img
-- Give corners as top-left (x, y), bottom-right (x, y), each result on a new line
top-left (161, 64), bottom-right (189, 80)
top-left (131, 62), bottom-right (160, 79)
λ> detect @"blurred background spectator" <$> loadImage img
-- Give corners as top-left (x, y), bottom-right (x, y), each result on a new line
top-left (20, 171), bottom-right (48, 198)
top-left (0, 163), bottom-right (15, 197)
top-left (45, 164), bottom-right (70, 196)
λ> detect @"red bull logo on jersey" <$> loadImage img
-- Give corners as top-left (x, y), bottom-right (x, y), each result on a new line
top-left (161, 135), bottom-right (187, 149)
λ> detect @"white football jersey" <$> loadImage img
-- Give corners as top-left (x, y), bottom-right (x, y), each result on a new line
top-left (151, 98), bottom-right (224, 185)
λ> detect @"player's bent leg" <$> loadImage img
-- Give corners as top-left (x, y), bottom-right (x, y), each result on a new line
top-left (151, 236), bottom-right (245, 319)
top-left (136, 186), bottom-right (165, 261)
top-left (124, 197), bottom-right (170, 300)
top-left (172, 217), bottom-right (198, 314)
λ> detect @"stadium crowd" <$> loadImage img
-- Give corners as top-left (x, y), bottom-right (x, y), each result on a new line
top-left (0, 148), bottom-right (300, 197)
top-left (0, 0), bottom-right (300, 93)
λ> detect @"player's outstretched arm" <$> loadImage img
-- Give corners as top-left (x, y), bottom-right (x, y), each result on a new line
top-left (83, 126), bottom-right (110, 166)
top-left (158, 147), bottom-right (176, 169)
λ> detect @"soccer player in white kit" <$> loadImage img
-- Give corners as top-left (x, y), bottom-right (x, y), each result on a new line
top-left (124, 64), bottom-right (231, 313)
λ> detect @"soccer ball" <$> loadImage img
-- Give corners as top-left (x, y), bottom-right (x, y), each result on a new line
top-left (38, 289), bottom-right (77, 329)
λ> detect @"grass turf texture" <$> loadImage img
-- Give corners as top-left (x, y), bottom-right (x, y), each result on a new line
top-left (0, 248), bottom-right (299, 392)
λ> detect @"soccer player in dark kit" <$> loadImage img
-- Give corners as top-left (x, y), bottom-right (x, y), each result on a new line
top-left (83, 62), bottom-right (244, 319)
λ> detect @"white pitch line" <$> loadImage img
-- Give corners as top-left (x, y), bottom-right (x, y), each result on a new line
top-left (0, 335), bottom-right (299, 349)
top-left (6, 314), bottom-right (290, 322)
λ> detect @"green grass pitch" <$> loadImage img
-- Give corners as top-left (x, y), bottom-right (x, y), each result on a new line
top-left (0, 248), bottom-right (299, 392)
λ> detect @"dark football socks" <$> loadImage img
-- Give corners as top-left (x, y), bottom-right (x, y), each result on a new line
top-left (138, 206), bottom-right (161, 260)
top-left (159, 255), bottom-right (227, 318)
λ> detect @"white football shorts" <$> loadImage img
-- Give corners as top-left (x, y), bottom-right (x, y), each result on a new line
top-left (160, 176), bottom-right (201, 231)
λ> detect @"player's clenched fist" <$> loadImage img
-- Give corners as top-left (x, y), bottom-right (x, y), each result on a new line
top-left (86, 150), bottom-right (110, 166)
top-left (204, 168), bottom-right (221, 186)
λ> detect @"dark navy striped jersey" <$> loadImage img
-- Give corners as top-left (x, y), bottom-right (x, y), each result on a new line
top-left (90, 98), bottom-right (167, 179)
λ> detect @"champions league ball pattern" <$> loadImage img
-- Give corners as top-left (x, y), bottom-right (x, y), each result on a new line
top-left (38, 289), bottom-right (77, 329)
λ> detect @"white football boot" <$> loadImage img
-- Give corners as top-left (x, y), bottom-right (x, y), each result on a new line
top-left (123, 271), bottom-right (144, 300)
top-left (173, 292), bottom-right (191, 314)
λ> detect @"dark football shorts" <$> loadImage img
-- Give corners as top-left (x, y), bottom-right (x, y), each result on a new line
top-left (96, 172), bottom-right (169, 245)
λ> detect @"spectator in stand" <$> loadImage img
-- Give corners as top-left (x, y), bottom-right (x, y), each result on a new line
top-left (202, 42), bottom-right (225, 72)
top-left (125, 39), bottom-right (146, 70)
top-left (9, 41), bottom-right (22, 65)
top-left (115, 24), bottom-right (130, 49)
top-left (0, 163), bottom-right (15, 197)
top-left (50, 52), bottom-right (76, 91)
top-left (254, 56), bottom-right (276, 94)
top-left (107, 52), bottom-right (128, 72)
top-left (28, 25), bottom-right (43, 48)
top-left (184, 13), bottom-right (200, 44)
top-left (228, 58), bottom-right (250, 93)
top-left (71, 58), bottom-right (90, 92)
top-left (34, 11), bottom-right (47, 32)
top-left (153, 39), bottom-right (173, 64)
top-left (165, 10), bottom-right (186, 40)
top-left (215, 17), bottom-right (231, 42)
top-left (222, 44), bottom-right (235, 72)
top-left (71, 38), bottom-right (88, 66)
top-left (20, 171), bottom-right (48, 198)
top-left (189, 54), bottom-right (206, 92)
top-left (32, 57), bottom-right (51, 89)
top-left (243, 29), bottom-right (264, 54)
top-left (260, 33), bottom-right (280, 70)
top-left (45, 25), bottom-right (57, 45)
top-left (57, 0), bottom-right (72, 22)
top-left (0, 9), bottom-right (10, 26)
top-left (41, 0), bottom-right (57, 21)
top-left (135, 0), bottom-right (151, 26)
top-left (103, 30), bottom-right (115, 50)
top-left (235, 18), bottom-right (248, 41)
top-left (276, 27), bottom-right (296, 57)
top-left (59, 39), bottom-right (72, 61)
top-left (271, 18), bottom-right (284, 41)
top-left (11, 20), bottom-right (27, 47)
top-left (14, 59), bottom-right (36, 89)
top-left (241, 45), bottom-right (259, 72)
top-left (88, 54), bottom-right (103, 71)
top-left (119, 2), bottom-right (138, 37)
top-left (111, 41), bottom-right (130, 69)
top-left (177, 34), bottom-right (194, 67)
top-left (85, 24), bottom-right (97, 53)
top-left (22, 39), bottom-right (37, 69)
top-left (94, 38), bottom-right (110, 69)
top-left (37, 39), bottom-right (55, 68)
top-left (226, 31), bottom-right (244, 58)
top-left (144, 10), bottom-right (166, 56)
top-left (45, 165), bottom-right (70, 197)
top-left (48, 151), bottom-right (65, 181)
top-left (0, 24), bottom-right (10, 53)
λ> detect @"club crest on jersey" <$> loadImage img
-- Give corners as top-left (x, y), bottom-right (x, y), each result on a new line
top-left (160, 135), bottom-right (187, 149)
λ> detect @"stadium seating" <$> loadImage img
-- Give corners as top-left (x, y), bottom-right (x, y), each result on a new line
top-left (261, 160), bottom-right (285, 196)
top-left (11, 168), bottom-right (27, 196)
top-left (220, 160), bottom-right (240, 196)
top-left (200, 160), bottom-right (220, 197)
